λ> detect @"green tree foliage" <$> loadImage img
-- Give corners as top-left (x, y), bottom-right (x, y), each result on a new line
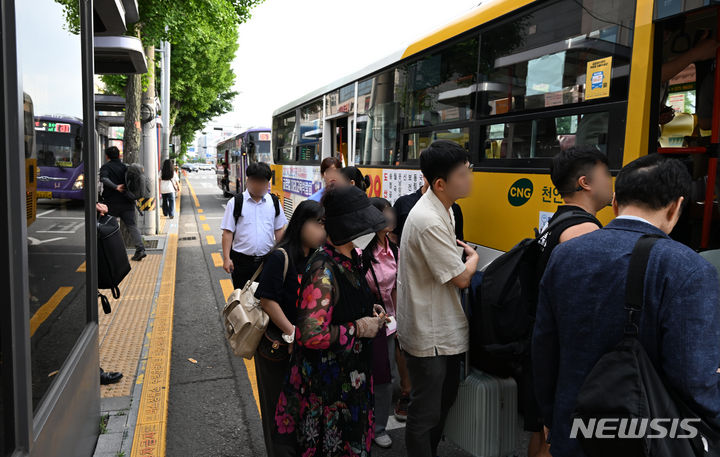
top-left (57, 0), bottom-right (263, 158)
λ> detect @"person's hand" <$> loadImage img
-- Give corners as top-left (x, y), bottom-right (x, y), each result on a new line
top-left (659, 105), bottom-right (675, 125)
top-left (96, 203), bottom-right (108, 215)
top-left (457, 239), bottom-right (477, 258)
top-left (691, 31), bottom-right (720, 61)
top-left (116, 184), bottom-right (126, 193)
top-left (355, 316), bottom-right (385, 338)
top-left (223, 257), bottom-right (234, 274)
top-left (373, 304), bottom-right (387, 320)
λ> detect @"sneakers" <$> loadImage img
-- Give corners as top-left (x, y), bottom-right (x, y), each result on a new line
top-left (394, 393), bottom-right (409, 421)
top-left (131, 250), bottom-right (147, 261)
top-left (373, 434), bottom-right (392, 448)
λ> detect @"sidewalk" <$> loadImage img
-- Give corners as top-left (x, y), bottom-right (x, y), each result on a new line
top-left (93, 194), bottom-right (180, 457)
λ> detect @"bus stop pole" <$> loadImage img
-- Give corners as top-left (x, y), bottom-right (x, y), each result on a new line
top-left (160, 39), bottom-right (171, 163)
top-left (141, 45), bottom-right (158, 235)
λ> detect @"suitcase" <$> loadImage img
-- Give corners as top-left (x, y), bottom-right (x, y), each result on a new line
top-left (97, 214), bottom-right (131, 302)
top-left (444, 367), bottom-right (519, 457)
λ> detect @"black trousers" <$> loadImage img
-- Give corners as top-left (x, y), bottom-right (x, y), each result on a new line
top-left (254, 353), bottom-right (290, 457)
top-left (229, 250), bottom-right (264, 289)
top-left (109, 205), bottom-right (144, 251)
top-left (405, 353), bottom-right (462, 457)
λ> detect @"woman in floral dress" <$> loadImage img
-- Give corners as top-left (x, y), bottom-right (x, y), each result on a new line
top-left (274, 186), bottom-right (388, 457)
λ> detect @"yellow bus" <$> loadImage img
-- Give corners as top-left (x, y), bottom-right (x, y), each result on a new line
top-left (271, 0), bottom-right (719, 259)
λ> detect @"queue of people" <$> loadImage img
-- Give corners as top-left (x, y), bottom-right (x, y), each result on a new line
top-left (218, 140), bottom-right (720, 457)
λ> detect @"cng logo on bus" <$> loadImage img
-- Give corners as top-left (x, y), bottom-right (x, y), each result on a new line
top-left (508, 178), bottom-right (533, 206)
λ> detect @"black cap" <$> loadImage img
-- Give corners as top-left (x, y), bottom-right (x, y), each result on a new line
top-left (322, 186), bottom-right (387, 245)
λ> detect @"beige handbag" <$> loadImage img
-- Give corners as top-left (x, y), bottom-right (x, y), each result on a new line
top-left (222, 249), bottom-right (288, 359)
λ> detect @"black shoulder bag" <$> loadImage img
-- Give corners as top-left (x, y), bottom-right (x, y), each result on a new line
top-left (573, 235), bottom-right (720, 456)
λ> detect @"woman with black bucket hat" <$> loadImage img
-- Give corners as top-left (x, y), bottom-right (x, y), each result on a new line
top-left (273, 185), bottom-right (389, 457)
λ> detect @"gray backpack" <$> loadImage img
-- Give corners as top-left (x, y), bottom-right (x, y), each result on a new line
top-left (125, 163), bottom-right (151, 200)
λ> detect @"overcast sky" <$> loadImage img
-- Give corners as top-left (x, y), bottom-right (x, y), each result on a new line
top-left (208, 0), bottom-right (480, 133)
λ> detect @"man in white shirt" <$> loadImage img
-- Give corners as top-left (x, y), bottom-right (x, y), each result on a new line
top-left (397, 140), bottom-right (479, 457)
top-left (221, 162), bottom-right (287, 289)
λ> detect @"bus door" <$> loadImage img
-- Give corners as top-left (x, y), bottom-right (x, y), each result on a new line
top-left (655, 5), bottom-right (720, 249)
top-left (332, 116), bottom-right (349, 165)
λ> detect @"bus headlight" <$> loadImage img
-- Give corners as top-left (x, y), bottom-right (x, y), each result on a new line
top-left (72, 173), bottom-right (84, 190)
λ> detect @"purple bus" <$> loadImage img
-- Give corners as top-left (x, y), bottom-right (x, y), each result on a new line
top-left (35, 115), bottom-right (85, 200)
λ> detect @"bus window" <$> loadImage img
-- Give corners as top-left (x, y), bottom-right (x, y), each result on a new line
top-left (406, 127), bottom-right (471, 161)
top-left (479, 0), bottom-right (634, 117)
top-left (327, 84), bottom-right (355, 117)
top-left (401, 36), bottom-right (478, 128)
top-left (482, 112), bottom-right (609, 159)
top-left (299, 100), bottom-right (322, 163)
top-left (272, 111), bottom-right (297, 162)
top-left (355, 70), bottom-right (402, 166)
top-left (656, 10), bottom-right (718, 147)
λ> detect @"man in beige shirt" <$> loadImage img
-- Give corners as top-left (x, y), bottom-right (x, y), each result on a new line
top-left (397, 140), bottom-right (479, 457)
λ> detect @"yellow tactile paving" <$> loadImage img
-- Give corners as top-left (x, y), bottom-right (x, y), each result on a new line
top-left (199, 215), bottom-right (206, 221)
top-left (98, 253), bottom-right (162, 398)
top-left (202, 223), bottom-right (210, 231)
top-left (219, 279), bottom-right (261, 415)
top-left (158, 217), bottom-right (167, 234)
top-left (206, 235), bottom-right (216, 245)
top-left (197, 208), bottom-right (203, 213)
top-left (131, 233), bottom-right (178, 457)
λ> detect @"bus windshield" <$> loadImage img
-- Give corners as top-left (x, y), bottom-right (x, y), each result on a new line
top-left (250, 131), bottom-right (272, 163)
top-left (35, 123), bottom-right (81, 167)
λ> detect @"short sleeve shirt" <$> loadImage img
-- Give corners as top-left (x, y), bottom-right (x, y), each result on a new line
top-left (220, 190), bottom-right (288, 256)
top-left (396, 189), bottom-right (468, 357)
top-left (254, 249), bottom-right (305, 335)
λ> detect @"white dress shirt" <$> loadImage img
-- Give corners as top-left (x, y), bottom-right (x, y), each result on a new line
top-left (220, 190), bottom-right (287, 256)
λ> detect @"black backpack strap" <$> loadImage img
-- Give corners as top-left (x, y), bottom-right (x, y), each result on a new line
top-left (624, 234), bottom-right (662, 336)
top-left (98, 293), bottom-right (112, 314)
top-left (536, 210), bottom-right (601, 239)
top-left (271, 193), bottom-right (280, 217)
top-left (232, 193), bottom-right (244, 226)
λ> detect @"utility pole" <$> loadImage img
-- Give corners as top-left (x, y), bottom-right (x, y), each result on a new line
top-left (141, 44), bottom-right (158, 235)
top-left (160, 38), bottom-right (171, 163)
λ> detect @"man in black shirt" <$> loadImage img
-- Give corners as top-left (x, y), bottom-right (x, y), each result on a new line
top-left (99, 146), bottom-right (146, 261)
top-left (527, 146), bottom-right (613, 457)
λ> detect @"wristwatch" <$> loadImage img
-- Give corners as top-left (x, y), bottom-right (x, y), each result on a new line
top-left (282, 326), bottom-right (295, 344)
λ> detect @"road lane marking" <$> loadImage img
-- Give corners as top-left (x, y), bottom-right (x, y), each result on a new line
top-left (185, 178), bottom-right (200, 208)
top-left (130, 233), bottom-right (178, 457)
top-left (206, 235), bottom-right (216, 245)
top-left (211, 252), bottom-right (223, 267)
top-left (30, 287), bottom-right (73, 337)
top-left (219, 279), bottom-right (261, 415)
top-left (199, 215), bottom-right (206, 221)
top-left (27, 236), bottom-right (67, 246)
top-left (76, 261), bottom-right (86, 272)
top-left (36, 209), bottom-right (56, 217)
top-left (202, 223), bottom-right (210, 231)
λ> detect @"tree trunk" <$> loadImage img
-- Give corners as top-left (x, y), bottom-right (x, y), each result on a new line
top-left (123, 74), bottom-right (142, 164)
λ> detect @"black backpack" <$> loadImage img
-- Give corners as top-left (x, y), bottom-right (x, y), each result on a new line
top-left (232, 191), bottom-right (281, 226)
top-left (125, 163), bottom-right (151, 201)
top-left (470, 210), bottom-right (599, 377)
top-left (573, 235), bottom-right (720, 456)
top-left (97, 214), bottom-right (131, 313)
